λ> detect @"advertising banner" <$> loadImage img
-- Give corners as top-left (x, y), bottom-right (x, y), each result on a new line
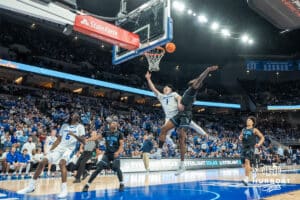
top-left (121, 158), bottom-right (242, 173)
top-left (74, 15), bottom-right (140, 50)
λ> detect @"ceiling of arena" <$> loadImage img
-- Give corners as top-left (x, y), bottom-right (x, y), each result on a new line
top-left (77, 0), bottom-right (300, 64)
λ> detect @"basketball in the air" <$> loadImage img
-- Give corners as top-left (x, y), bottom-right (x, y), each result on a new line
top-left (165, 42), bottom-right (176, 53)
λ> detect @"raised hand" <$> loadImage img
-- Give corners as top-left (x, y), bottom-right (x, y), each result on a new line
top-left (145, 71), bottom-right (152, 79)
top-left (208, 65), bottom-right (219, 72)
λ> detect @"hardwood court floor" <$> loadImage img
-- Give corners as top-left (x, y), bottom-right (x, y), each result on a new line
top-left (0, 166), bottom-right (300, 199)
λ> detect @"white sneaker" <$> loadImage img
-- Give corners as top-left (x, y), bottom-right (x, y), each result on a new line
top-left (57, 189), bottom-right (68, 198)
top-left (242, 178), bottom-right (249, 186)
top-left (17, 185), bottom-right (35, 194)
top-left (175, 164), bottom-right (186, 176)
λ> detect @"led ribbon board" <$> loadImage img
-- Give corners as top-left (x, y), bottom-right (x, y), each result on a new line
top-left (0, 59), bottom-right (241, 109)
top-left (267, 105), bottom-right (300, 110)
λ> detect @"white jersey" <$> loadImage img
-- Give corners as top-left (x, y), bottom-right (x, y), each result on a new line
top-left (157, 92), bottom-right (179, 119)
top-left (57, 123), bottom-right (85, 151)
top-left (45, 136), bottom-right (57, 153)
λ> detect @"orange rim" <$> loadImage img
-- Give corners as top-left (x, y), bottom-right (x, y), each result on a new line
top-left (144, 46), bottom-right (165, 56)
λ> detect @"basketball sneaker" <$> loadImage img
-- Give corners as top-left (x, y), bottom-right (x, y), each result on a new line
top-left (57, 184), bottom-right (68, 198)
top-left (242, 177), bottom-right (249, 186)
top-left (119, 183), bottom-right (125, 192)
top-left (82, 184), bottom-right (89, 192)
top-left (17, 180), bottom-right (35, 194)
top-left (175, 162), bottom-right (186, 176)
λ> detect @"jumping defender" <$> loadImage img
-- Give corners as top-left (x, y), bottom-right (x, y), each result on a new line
top-left (145, 71), bottom-right (208, 154)
top-left (156, 66), bottom-right (218, 174)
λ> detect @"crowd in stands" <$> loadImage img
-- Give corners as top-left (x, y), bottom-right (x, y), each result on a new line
top-left (0, 82), bottom-right (300, 178)
top-left (239, 79), bottom-right (300, 106)
top-left (0, 16), bottom-right (240, 104)
top-left (1, 16), bottom-right (300, 180)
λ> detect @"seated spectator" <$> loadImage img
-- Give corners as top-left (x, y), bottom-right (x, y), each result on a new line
top-left (22, 136), bottom-right (35, 158)
top-left (31, 148), bottom-right (44, 169)
top-left (5, 146), bottom-right (20, 179)
top-left (17, 148), bottom-right (31, 178)
top-left (3, 133), bottom-right (12, 149)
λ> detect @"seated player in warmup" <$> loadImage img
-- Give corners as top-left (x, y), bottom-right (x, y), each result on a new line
top-left (145, 71), bottom-right (208, 154)
top-left (17, 113), bottom-right (85, 198)
top-left (156, 66), bottom-right (219, 174)
top-left (82, 120), bottom-right (124, 192)
top-left (239, 116), bottom-right (265, 186)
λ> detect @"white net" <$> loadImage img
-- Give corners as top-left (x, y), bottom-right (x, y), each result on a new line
top-left (144, 47), bottom-right (165, 72)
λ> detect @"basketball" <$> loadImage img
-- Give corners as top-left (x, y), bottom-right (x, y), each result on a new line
top-left (165, 42), bottom-right (176, 53)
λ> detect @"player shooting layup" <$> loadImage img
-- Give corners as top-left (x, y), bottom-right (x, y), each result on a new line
top-left (145, 71), bottom-right (208, 156)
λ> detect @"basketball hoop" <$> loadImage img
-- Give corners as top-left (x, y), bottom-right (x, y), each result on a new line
top-left (144, 46), bottom-right (165, 72)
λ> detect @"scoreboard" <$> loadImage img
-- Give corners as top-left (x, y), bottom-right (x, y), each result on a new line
top-left (246, 60), bottom-right (298, 71)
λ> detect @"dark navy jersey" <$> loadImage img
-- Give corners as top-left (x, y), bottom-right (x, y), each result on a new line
top-left (181, 87), bottom-right (197, 111)
top-left (102, 130), bottom-right (124, 153)
top-left (242, 128), bottom-right (256, 148)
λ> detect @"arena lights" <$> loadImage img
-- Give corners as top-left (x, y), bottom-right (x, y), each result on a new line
top-left (172, 1), bottom-right (254, 45)
top-left (198, 15), bottom-right (208, 23)
top-left (0, 59), bottom-right (241, 109)
top-left (221, 29), bottom-right (231, 37)
top-left (211, 22), bottom-right (220, 31)
top-left (241, 34), bottom-right (249, 42)
top-left (248, 39), bottom-right (254, 45)
top-left (241, 34), bottom-right (254, 45)
top-left (172, 1), bottom-right (185, 12)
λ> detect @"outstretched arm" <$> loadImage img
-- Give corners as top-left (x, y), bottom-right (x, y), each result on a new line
top-left (189, 66), bottom-right (218, 89)
top-left (69, 131), bottom-right (86, 145)
top-left (145, 71), bottom-right (162, 96)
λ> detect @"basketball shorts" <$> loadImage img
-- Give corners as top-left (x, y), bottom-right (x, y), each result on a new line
top-left (182, 87), bottom-right (197, 107)
top-left (46, 147), bottom-right (73, 164)
top-left (98, 153), bottom-right (120, 170)
top-left (170, 111), bottom-right (192, 128)
top-left (241, 147), bottom-right (255, 164)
